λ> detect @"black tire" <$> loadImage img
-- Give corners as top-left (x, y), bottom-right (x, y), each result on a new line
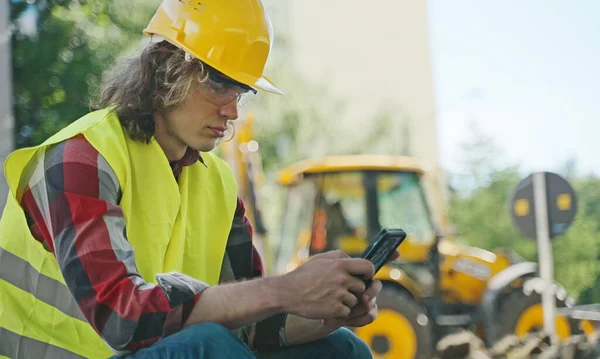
top-left (353, 286), bottom-right (434, 359)
top-left (495, 287), bottom-right (579, 341)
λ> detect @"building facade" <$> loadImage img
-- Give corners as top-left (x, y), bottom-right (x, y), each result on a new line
top-left (263, 0), bottom-right (440, 168)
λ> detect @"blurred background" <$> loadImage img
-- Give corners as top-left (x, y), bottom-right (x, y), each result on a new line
top-left (2, 0), bottom-right (600, 326)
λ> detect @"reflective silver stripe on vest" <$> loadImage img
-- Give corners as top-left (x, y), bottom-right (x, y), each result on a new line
top-left (0, 327), bottom-right (86, 359)
top-left (0, 247), bottom-right (86, 322)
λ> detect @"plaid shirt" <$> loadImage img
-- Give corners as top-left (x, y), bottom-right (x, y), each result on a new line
top-left (19, 134), bottom-right (282, 354)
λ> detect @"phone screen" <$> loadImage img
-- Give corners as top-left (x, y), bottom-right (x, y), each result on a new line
top-left (360, 228), bottom-right (406, 275)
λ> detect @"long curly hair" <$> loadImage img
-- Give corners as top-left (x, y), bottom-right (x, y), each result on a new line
top-left (92, 40), bottom-right (211, 143)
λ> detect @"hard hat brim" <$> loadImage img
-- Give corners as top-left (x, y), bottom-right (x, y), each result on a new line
top-left (255, 76), bottom-right (283, 95)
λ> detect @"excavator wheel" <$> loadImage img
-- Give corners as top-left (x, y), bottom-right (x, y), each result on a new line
top-left (495, 286), bottom-right (579, 342)
top-left (353, 286), bottom-right (434, 359)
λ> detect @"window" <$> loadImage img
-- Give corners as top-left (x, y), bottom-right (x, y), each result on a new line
top-left (276, 180), bottom-right (317, 273)
top-left (377, 172), bottom-right (435, 244)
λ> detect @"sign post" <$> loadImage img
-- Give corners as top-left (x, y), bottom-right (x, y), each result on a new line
top-left (510, 172), bottom-right (577, 343)
top-left (532, 172), bottom-right (555, 338)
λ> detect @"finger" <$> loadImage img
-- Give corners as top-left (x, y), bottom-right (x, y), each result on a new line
top-left (351, 295), bottom-right (377, 318)
top-left (342, 305), bottom-right (379, 327)
top-left (348, 303), bottom-right (370, 318)
top-left (361, 280), bottom-right (382, 304)
top-left (313, 250), bottom-right (350, 260)
top-left (337, 304), bottom-right (352, 318)
top-left (340, 291), bottom-right (358, 308)
top-left (366, 297), bottom-right (377, 310)
top-left (336, 258), bottom-right (375, 278)
top-left (325, 304), bottom-right (352, 320)
top-left (347, 276), bottom-right (367, 294)
top-left (386, 250), bottom-right (400, 262)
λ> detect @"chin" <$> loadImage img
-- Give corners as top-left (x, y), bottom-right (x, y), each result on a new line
top-left (189, 141), bottom-right (218, 153)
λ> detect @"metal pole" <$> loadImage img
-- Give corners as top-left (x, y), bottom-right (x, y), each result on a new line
top-left (533, 172), bottom-right (556, 342)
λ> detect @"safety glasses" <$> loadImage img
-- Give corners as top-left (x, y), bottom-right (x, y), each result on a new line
top-left (200, 71), bottom-right (257, 107)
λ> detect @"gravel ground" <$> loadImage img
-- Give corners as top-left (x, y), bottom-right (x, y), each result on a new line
top-left (433, 331), bottom-right (600, 359)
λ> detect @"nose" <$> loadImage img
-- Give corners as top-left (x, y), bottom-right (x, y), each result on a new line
top-left (218, 100), bottom-right (239, 121)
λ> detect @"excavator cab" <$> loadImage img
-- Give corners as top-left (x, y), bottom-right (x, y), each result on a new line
top-left (272, 156), bottom-right (439, 274)
top-left (271, 156), bottom-right (442, 358)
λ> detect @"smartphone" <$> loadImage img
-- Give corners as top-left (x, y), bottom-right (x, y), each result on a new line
top-left (360, 228), bottom-right (406, 285)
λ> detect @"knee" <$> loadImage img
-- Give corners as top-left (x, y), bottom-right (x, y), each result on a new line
top-left (172, 322), bottom-right (251, 352)
top-left (180, 322), bottom-right (242, 344)
top-left (183, 322), bottom-right (231, 337)
top-left (131, 322), bottom-right (254, 358)
top-left (327, 328), bottom-right (373, 359)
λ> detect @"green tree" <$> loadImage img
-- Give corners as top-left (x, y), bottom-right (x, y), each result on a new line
top-left (570, 174), bottom-right (600, 303)
top-left (448, 129), bottom-right (600, 301)
top-left (11, 0), bottom-right (159, 148)
top-left (575, 175), bottom-right (600, 232)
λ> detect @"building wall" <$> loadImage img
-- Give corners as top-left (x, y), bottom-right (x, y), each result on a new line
top-left (264, 0), bottom-right (439, 168)
top-left (0, 0), bottom-right (14, 210)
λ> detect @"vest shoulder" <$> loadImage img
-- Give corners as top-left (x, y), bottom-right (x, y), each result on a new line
top-left (41, 108), bottom-right (117, 145)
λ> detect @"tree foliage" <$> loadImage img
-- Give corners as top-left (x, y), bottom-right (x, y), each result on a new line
top-left (448, 127), bottom-right (600, 303)
top-left (11, 0), bottom-right (158, 148)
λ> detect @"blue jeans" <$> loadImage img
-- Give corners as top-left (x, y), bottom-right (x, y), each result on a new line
top-left (112, 322), bottom-right (372, 359)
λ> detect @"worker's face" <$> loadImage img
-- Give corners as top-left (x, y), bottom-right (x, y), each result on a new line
top-left (159, 90), bottom-right (238, 153)
top-left (155, 70), bottom-right (254, 160)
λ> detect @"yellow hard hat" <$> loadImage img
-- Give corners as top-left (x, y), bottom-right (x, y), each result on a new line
top-left (143, 0), bottom-right (282, 95)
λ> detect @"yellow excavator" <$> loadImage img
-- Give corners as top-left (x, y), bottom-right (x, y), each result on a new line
top-left (220, 114), bottom-right (588, 359)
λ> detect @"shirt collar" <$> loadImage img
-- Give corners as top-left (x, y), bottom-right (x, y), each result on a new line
top-left (169, 147), bottom-right (207, 177)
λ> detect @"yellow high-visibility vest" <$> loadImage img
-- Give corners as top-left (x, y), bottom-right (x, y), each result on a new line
top-left (0, 108), bottom-right (237, 358)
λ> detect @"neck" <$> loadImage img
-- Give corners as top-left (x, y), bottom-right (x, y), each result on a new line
top-left (153, 113), bottom-right (187, 162)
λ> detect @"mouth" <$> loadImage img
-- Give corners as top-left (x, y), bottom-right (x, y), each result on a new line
top-left (207, 126), bottom-right (226, 138)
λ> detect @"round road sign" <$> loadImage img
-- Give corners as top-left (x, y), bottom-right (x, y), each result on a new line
top-left (510, 172), bottom-right (577, 240)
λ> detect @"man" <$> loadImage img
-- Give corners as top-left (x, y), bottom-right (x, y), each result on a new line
top-left (0, 1), bottom-right (395, 358)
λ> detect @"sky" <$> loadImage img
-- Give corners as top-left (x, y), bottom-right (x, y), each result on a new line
top-left (427, 0), bottom-right (600, 177)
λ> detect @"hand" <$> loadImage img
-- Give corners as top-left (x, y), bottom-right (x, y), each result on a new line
top-left (324, 279), bottom-right (382, 329)
top-left (388, 249), bottom-right (400, 262)
top-left (277, 250), bottom-right (375, 320)
top-left (326, 250), bottom-right (397, 328)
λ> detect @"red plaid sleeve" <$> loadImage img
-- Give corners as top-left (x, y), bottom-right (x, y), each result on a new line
top-left (19, 135), bottom-right (207, 354)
